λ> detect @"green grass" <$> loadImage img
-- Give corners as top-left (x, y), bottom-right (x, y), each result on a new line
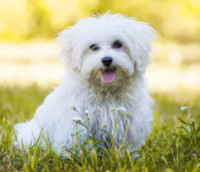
top-left (0, 85), bottom-right (200, 171)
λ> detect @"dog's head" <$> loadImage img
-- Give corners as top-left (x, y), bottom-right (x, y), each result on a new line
top-left (57, 13), bottom-right (156, 87)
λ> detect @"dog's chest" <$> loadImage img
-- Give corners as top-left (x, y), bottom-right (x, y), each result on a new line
top-left (81, 97), bottom-right (131, 140)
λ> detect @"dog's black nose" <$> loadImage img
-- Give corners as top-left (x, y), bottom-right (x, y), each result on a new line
top-left (102, 56), bottom-right (113, 67)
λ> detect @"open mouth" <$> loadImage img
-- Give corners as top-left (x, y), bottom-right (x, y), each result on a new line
top-left (100, 68), bottom-right (116, 84)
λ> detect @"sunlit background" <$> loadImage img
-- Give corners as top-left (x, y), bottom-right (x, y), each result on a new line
top-left (0, 0), bottom-right (200, 92)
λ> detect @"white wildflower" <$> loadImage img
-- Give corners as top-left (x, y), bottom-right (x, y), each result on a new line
top-left (117, 106), bottom-right (127, 112)
top-left (180, 106), bottom-right (188, 111)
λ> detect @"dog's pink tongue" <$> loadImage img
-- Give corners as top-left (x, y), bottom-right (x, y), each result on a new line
top-left (101, 70), bottom-right (116, 83)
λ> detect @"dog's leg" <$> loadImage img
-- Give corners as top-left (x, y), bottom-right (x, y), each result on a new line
top-left (52, 116), bottom-right (88, 157)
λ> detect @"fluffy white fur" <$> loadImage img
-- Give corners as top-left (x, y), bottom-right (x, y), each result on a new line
top-left (15, 13), bottom-right (156, 154)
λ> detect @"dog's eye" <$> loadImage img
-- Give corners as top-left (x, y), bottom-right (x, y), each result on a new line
top-left (112, 40), bottom-right (123, 49)
top-left (90, 44), bottom-right (100, 51)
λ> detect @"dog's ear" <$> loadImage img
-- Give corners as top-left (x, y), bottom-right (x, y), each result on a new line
top-left (127, 20), bottom-right (156, 73)
top-left (56, 27), bottom-right (74, 69)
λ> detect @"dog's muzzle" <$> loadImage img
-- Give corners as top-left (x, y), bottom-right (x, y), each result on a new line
top-left (100, 56), bottom-right (117, 84)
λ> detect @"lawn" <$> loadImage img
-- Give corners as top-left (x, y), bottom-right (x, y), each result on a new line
top-left (0, 85), bottom-right (200, 171)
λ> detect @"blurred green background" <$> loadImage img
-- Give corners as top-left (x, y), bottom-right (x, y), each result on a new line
top-left (0, 0), bottom-right (199, 92)
top-left (0, 0), bottom-right (200, 42)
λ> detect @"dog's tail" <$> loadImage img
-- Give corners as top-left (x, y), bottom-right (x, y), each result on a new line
top-left (14, 118), bottom-right (42, 148)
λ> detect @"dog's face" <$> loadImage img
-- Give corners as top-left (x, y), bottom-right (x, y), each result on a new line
top-left (57, 13), bottom-right (155, 86)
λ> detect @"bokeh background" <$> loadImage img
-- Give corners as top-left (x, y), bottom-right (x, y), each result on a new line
top-left (0, 0), bottom-right (200, 92)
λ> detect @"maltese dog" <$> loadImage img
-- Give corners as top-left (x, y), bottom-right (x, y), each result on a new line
top-left (15, 13), bottom-right (156, 154)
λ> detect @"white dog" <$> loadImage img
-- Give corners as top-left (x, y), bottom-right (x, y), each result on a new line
top-left (15, 13), bottom-right (156, 154)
